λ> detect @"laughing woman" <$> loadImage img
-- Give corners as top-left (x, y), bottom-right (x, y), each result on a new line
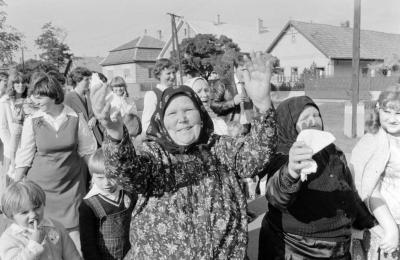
top-left (92, 54), bottom-right (276, 259)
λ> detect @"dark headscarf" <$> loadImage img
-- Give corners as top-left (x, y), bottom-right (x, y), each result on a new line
top-left (146, 85), bottom-right (214, 154)
top-left (260, 96), bottom-right (322, 179)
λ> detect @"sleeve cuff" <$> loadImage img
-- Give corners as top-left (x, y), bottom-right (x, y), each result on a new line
top-left (27, 239), bottom-right (44, 256)
top-left (279, 164), bottom-right (301, 193)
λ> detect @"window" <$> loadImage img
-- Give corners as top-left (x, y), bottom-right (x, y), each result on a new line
top-left (123, 69), bottom-right (131, 79)
top-left (291, 67), bottom-right (298, 81)
top-left (148, 67), bottom-right (154, 78)
top-left (315, 67), bottom-right (325, 78)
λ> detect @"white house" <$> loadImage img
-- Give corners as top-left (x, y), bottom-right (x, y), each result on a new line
top-left (267, 20), bottom-right (400, 83)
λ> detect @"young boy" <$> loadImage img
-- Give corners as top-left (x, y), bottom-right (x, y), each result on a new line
top-left (0, 179), bottom-right (81, 260)
top-left (79, 148), bottom-right (136, 260)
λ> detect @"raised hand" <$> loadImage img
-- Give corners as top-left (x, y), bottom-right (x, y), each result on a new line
top-left (89, 75), bottom-right (124, 140)
top-left (239, 52), bottom-right (277, 112)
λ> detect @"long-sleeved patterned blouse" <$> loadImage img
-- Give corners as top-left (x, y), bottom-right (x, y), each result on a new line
top-left (102, 86), bottom-right (276, 260)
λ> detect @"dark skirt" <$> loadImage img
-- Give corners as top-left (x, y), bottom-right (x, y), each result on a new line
top-left (258, 216), bottom-right (351, 260)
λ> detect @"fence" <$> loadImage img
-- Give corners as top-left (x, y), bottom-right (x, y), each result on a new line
top-left (304, 75), bottom-right (400, 100)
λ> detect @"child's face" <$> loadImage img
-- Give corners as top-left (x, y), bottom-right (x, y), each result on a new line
top-left (112, 86), bottom-right (125, 97)
top-left (92, 173), bottom-right (118, 194)
top-left (12, 204), bottom-right (44, 229)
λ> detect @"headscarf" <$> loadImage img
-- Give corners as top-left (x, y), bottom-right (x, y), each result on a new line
top-left (261, 96), bottom-right (322, 179)
top-left (276, 96), bottom-right (322, 154)
top-left (146, 85), bottom-right (214, 154)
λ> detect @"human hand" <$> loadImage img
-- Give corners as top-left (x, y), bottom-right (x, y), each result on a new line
top-left (233, 94), bottom-right (250, 105)
top-left (380, 226), bottom-right (399, 254)
top-left (30, 220), bottom-right (46, 244)
top-left (288, 141), bottom-right (314, 179)
top-left (241, 52), bottom-right (277, 112)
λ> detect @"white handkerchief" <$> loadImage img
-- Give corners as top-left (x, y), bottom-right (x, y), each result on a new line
top-left (296, 129), bottom-right (336, 181)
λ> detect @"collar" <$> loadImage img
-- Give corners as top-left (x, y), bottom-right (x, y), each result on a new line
top-left (9, 218), bottom-right (55, 235)
top-left (31, 105), bottom-right (77, 119)
top-left (84, 183), bottom-right (121, 200)
top-left (156, 83), bottom-right (169, 91)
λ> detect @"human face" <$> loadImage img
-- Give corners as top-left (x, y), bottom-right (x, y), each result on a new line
top-left (159, 68), bottom-right (176, 87)
top-left (163, 95), bottom-right (202, 146)
top-left (192, 80), bottom-right (210, 103)
top-left (91, 173), bottom-right (118, 194)
top-left (112, 85), bottom-right (125, 97)
top-left (77, 76), bottom-right (91, 93)
top-left (379, 107), bottom-right (400, 137)
top-left (296, 105), bottom-right (323, 132)
top-left (31, 95), bottom-right (56, 113)
top-left (13, 81), bottom-right (26, 95)
top-left (0, 77), bottom-right (7, 93)
top-left (12, 203), bottom-right (44, 229)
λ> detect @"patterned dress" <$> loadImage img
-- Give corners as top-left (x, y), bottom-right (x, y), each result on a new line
top-left (103, 92), bottom-right (276, 259)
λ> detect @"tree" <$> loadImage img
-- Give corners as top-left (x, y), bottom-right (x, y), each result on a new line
top-left (171, 34), bottom-right (241, 81)
top-left (35, 22), bottom-right (72, 70)
top-left (0, 7), bottom-right (23, 65)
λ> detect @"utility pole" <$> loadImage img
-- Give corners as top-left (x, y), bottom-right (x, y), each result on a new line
top-left (167, 12), bottom-right (183, 84)
top-left (351, 0), bottom-right (361, 137)
top-left (21, 45), bottom-right (25, 73)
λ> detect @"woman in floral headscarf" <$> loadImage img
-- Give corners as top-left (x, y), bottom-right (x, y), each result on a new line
top-left (92, 54), bottom-right (277, 259)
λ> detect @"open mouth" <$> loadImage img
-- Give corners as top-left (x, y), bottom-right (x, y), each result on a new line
top-left (177, 126), bottom-right (193, 132)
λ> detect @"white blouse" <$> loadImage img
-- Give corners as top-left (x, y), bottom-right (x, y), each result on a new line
top-left (141, 84), bottom-right (168, 134)
top-left (15, 105), bottom-right (97, 168)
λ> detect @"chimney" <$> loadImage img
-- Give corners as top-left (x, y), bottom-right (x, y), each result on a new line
top-left (258, 18), bottom-right (269, 34)
top-left (157, 30), bottom-right (162, 40)
top-left (144, 29), bottom-right (147, 35)
top-left (217, 14), bottom-right (221, 25)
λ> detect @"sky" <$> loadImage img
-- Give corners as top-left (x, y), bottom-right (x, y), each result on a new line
top-left (3, 0), bottom-right (400, 60)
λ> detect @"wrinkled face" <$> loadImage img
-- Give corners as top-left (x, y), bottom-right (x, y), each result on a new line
top-left (163, 95), bottom-right (202, 146)
top-left (379, 106), bottom-right (400, 136)
top-left (31, 95), bottom-right (56, 113)
top-left (13, 81), bottom-right (26, 95)
top-left (92, 173), bottom-right (118, 194)
top-left (296, 105), bottom-right (323, 132)
top-left (159, 68), bottom-right (176, 87)
top-left (192, 80), bottom-right (210, 103)
top-left (12, 203), bottom-right (44, 229)
top-left (77, 76), bottom-right (91, 93)
top-left (112, 86), bottom-right (125, 97)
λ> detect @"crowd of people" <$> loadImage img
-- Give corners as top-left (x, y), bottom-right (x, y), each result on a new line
top-left (0, 52), bottom-right (399, 260)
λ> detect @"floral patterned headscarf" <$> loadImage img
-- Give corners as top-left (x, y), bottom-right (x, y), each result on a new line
top-left (146, 85), bottom-right (214, 154)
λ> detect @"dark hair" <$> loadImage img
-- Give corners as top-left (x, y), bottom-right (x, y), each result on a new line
top-left (1, 179), bottom-right (46, 219)
top-left (365, 84), bottom-right (400, 134)
top-left (7, 72), bottom-right (28, 100)
top-left (30, 72), bottom-right (64, 104)
top-left (109, 76), bottom-right (129, 97)
top-left (88, 148), bottom-right (105, 175)
top-left (69, 67), bottom-right (92, 87)
top-left (96, 72), bottom-right (108, 83)
top-left (153, 59), bottom-right (176, 80)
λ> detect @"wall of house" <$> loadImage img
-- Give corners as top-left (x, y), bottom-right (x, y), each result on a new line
top-left (102, 64), bottom-right (137, 83)
top-left (270, 26), bottom-right (331, 79)
top-left (333, 59), bottom-right (374, 77)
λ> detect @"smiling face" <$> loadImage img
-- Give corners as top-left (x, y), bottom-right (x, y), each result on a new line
top-left (192, 80), bottom-right (210, 103)
top-left (91, 173), bottom-right (118, 194)
top-left (12, 203), bottom-right (44, 229)
top-left (163, 95), bottom-right (202, 146)
top-left (76, 76), bottom-right (91, 93)
top-left (379, 105), bottom-right (400, 137)
top-left (159, 68), bottom-right (176, 87)
top-left (296, 105), bottom-right (323, 132)
top-left (112, 85), bottom-right (125, 97)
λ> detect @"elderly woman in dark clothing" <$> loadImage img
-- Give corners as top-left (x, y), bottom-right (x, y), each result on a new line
top-left (91, 54), bottom-right (276, 259)
top-left (258, 96), bottom-right (378, 260)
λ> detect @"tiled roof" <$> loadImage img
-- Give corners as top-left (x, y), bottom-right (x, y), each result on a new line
top-left (102, 35), bottom-right (165, 66)
top-left (267, 20), bottom-right (400, 60)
